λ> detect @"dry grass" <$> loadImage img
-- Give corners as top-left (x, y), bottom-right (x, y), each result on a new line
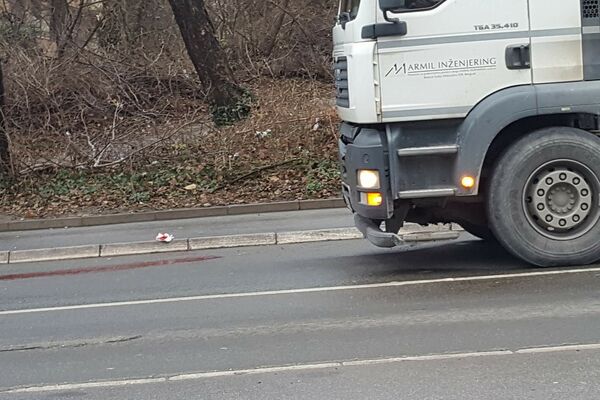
top-left (0, 0), bottom-right (341, 220)
top-left (0, 78), bottom-right (340, 219)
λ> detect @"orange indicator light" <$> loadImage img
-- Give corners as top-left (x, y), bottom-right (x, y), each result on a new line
top-left (366, 192), bottom-right (383, 206)
top-left (461, 176), bottom-right (476, 189)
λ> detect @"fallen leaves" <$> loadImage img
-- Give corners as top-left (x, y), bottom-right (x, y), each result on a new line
top-left (0, 79), bottom-right (340, 220)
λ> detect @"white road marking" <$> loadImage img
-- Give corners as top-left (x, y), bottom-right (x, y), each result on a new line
top-left (169, 362), bottom-right (343, 381)
top-left (1, 266), bottom-right (600, 316)
top-left (516, 343), bottom-right (600, 354)
top-left (340, 350), bottom-right (513, 367)
top-left (5, 378), bottom-right (167, 393)
top-left (4, 343), bottom-right (600, 394)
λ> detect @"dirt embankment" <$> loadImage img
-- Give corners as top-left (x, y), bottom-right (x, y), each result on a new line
top-left (0, 79), bottom-right (341, 220)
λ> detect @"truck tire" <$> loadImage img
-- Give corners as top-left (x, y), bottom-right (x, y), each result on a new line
top-left (487, 127), bottom-right (600, 267)
top-left (459, 221), bottom-right (496, 242)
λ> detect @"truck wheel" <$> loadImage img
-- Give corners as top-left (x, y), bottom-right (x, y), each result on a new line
top-left (487, 127), bottom-right (600, 267)
top-left (459, 221), bottom-right (495, 242)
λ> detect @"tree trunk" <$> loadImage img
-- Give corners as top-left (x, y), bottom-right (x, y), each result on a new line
top-left (98, 0), bottom-right (122, 48)
top-left (260, 0), bottom-right (290, 57)
top-left (168, 0), bottom-right (250, 125)
top-left (50, 0), bottom-right (70, 52)
top-left (0, 61), bottom-right (11, 176)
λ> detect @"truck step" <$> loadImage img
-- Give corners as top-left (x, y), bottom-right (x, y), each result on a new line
top-left (398, 188), bottom-right (456, 199)
top-left (397, 145), bottom-right (459, 157)
top-left (398, 230), bottom-right (461, 243)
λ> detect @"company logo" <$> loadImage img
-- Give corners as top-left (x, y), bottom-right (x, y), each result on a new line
top-left (385, 63), bottom-right (408, 76)
top-left (385, 57), bottom-right (497, 78)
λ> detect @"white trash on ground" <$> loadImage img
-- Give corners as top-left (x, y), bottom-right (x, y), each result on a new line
top-left (155, 233), bottom-right (175, 243)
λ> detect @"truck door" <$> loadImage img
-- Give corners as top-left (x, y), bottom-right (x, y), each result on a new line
top-left (376, 0), bottom-right (532, 122)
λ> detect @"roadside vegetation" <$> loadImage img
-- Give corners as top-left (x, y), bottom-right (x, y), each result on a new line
top-left (0, 0), bottom-right (339, 219)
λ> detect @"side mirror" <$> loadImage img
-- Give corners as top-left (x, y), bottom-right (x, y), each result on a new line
top-left (362, 0), bottom-right (408, 39)
top-left (379, 0), bottom-right (406, 23)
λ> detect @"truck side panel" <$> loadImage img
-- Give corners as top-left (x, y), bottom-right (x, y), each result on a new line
top-left (529, 0), bottom-right (583, 83)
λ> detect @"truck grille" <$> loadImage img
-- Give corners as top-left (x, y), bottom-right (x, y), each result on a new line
top-left (583, 0), bottom-right (599, 19)
top-left (334, 57), bottom-right (350, 108)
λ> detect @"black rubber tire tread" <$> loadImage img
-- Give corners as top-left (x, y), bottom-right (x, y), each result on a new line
top-left (460, 221), bottom-right (496, 242)
top-left (487, 127), bottom-right (600, 267)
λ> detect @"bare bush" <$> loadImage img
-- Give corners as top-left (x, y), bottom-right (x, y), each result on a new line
top-left (0, 0), bottom-right (337, 219)
top-left (1, 0), bottom-right (211, 172)
top-left (209, 0), bottom-right (335, 79)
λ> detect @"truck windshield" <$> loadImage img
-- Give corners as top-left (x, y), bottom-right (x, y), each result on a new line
top-left (339, 0), bottom-right (361, 20)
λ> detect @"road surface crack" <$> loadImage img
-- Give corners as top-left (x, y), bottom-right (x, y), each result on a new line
top-left (0, 335), bottom-right (142, 353)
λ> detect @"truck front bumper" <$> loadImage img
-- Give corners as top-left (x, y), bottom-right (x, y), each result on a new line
top-left (353, 214), bottom-right (402, 248)
top-left (339, 123), bottom-right (393, 221)
top-left (339, 123), bottom-right (463, 248)
top-left (354, 213), bottom-right (461, 247)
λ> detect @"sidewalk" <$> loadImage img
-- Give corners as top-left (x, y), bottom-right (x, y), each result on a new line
top-left (0, 208), bottom-right (461, 265)
top-left (1, 208), bottom-right (355, 252)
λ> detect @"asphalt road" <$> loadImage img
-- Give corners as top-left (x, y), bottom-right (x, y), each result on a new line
top-left (1, 234), bottom-right (600, 399)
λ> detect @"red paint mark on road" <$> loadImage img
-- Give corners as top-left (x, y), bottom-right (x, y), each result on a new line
top-left (0, 255), bottom-right (220, 281)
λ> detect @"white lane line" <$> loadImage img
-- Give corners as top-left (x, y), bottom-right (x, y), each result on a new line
top-left (2, 266), bottom-right (600, 316)
top-left (5, 378), bottom-right (167, 393)
top-left (516, 343), bottom-right (600, 354)
top-left (340, 350), bottom-right (513, 367)
top-left (4, 343), bottom-right (600, 394)
top-left (169, 362), bottom-right (343, 381)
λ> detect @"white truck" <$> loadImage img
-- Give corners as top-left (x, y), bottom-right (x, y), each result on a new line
top-left (335, 0), bottom-right (600, 266)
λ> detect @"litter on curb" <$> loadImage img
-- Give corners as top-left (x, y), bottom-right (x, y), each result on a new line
top-left (156, 233), bottom-right (175, 243)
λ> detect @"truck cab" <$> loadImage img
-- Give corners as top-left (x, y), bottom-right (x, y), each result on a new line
top-left (335, 0), bottom-right (600, 266)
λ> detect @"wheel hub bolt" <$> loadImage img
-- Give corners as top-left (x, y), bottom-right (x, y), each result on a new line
top-left (573, 215), bottom-right (581, 223)
top-left (559, 219), bottom-right (567, 227)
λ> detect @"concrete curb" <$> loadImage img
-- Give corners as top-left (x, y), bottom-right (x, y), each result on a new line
top-left (189, 233), bottom-right (277, 251)
top-left (0, 199), bottom-right (346, 233)
top-left (0, 224), bottom-right (464, 266)
top-left (101, 239), bottom-right (190, 258)
top-left (9, 245), bottom-right (101, 264)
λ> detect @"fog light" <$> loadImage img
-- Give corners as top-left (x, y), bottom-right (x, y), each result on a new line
top-left (358, 170), bottom-right (380, 189)
top-left (361, 192), bottom-right (383, 207)
top-left (461, 176), bottom-right (476, 189)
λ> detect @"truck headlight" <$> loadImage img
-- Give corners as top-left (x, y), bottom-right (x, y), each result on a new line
top-left (358, 170), bottom-right (380, 189)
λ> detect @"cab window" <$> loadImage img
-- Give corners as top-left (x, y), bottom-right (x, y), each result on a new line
top-left (394, 0), bottom-right (444, 12)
